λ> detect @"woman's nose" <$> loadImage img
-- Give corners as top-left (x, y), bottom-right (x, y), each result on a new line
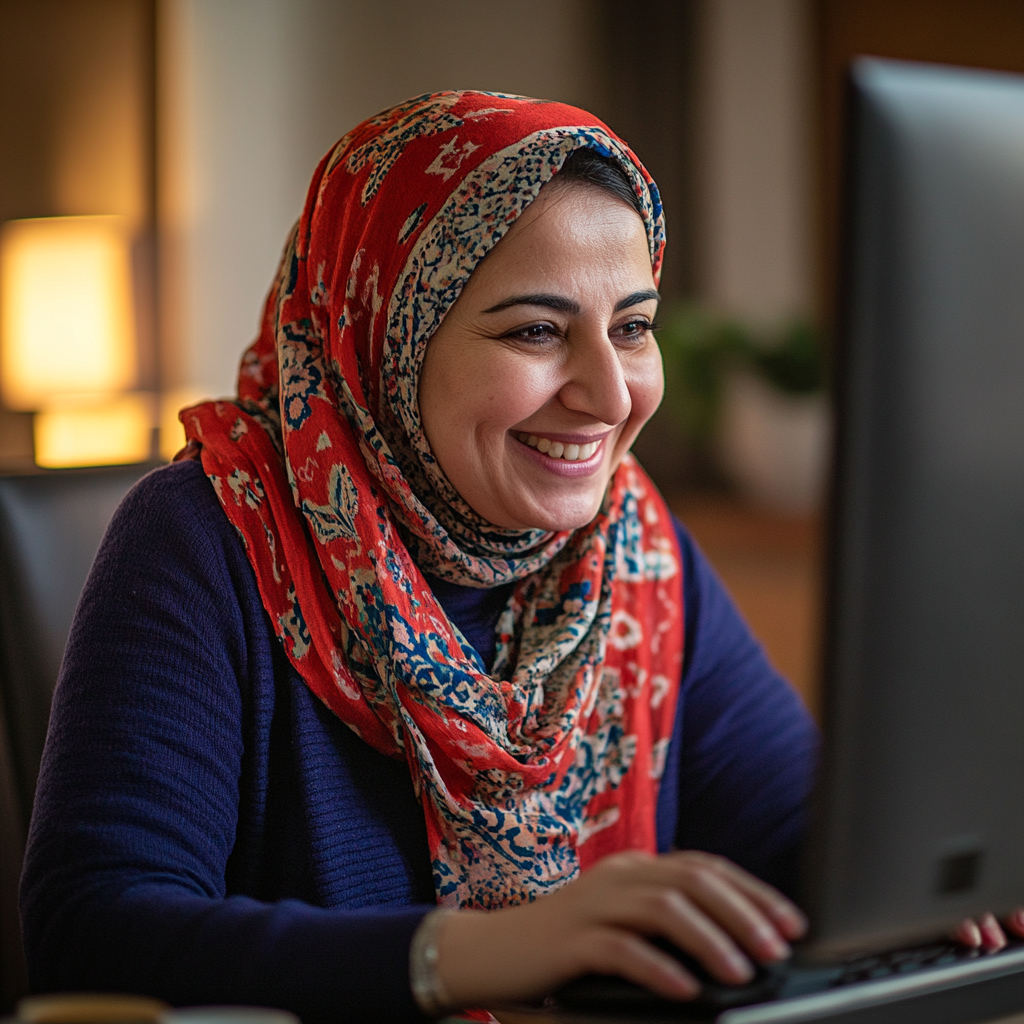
top-left (557, 327), bottom-right (632, 426)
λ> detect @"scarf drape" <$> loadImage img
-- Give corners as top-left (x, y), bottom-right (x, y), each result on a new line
top-left (181, 92), bottom-right (684, 910)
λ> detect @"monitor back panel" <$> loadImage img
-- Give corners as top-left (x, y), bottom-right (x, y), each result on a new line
top-left (802, 58), bottom-right (1024, 960)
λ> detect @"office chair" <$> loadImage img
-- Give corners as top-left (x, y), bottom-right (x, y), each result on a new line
top-left (0, 462), bottom-right (155, 1012)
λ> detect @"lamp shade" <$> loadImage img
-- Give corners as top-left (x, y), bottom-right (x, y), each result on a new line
top-left (34, 392), bottom-right (154, 468)
top-left (0, 215), bottom-right (136, 409)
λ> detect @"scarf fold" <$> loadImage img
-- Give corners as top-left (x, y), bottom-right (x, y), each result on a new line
top-left (182, 92), bottom-right (683, 909)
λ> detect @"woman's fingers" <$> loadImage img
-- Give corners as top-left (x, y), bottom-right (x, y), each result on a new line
top-left (597, 850), bottom-right (804, 948)
top-left (1004, 908), bottom-right (1024, 939)
top-left (576, 926), bottom-right (702, 1000)
top-left (624, 887), bottom-right (758, 984)
top-left (435, 851), bottom-right (806, 1010)
top-left (583, 852), bottom-right (797, 983)
top-left (979, 913), bottom-right (1008, 951)
top-left (956, 918), bottom-right (983, 946)
top-left (657, 863), bottom-right (789, 966)
top-left (436, 895), bottom-right (706, 1006)
top-left (956, 913), bottom-right (1016, 950)
top-left (667, 851), bottom-right (807, 942)
top-left (694, 853), bottom-right (808, 941)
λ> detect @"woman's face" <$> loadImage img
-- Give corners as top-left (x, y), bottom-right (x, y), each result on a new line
top-left (418, 182), bottom-right (663, 532)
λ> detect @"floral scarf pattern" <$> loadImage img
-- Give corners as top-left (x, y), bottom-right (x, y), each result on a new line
top-left (181, 92), bottom-right (683, 909)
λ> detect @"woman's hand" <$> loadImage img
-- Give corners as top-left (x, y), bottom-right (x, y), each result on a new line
top-left (955, 909), bottom-right (1024, 951)
top-left (434, 850), bottom-right (807, 1011)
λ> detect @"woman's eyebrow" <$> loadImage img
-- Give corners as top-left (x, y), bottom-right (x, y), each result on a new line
top-left (482, 289), bottom-right (660, 316)
top-left (482, 294), bottom-right (580, 315)
top-left (614, 289), bottom-right (660, 311)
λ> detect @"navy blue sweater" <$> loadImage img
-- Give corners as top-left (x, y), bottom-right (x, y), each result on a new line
top-left (20, 460), bottom-right (816, 1023)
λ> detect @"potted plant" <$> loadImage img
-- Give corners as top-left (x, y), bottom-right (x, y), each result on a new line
top-left (656, 305), bottom-right (831, 514)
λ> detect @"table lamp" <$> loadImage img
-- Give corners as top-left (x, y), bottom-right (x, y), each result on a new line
top-left (0, 215), bottom-right (152, 467)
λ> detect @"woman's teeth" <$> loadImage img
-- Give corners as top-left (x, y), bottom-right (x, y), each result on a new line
top-left (516, 432), bottom-right (599, 462)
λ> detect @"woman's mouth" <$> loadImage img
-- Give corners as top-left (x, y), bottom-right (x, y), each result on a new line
top-left (514, 432), bottom-right (601, 462)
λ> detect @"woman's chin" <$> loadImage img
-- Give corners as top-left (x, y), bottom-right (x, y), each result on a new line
top-left (490, 493), bottom-right (606, 533)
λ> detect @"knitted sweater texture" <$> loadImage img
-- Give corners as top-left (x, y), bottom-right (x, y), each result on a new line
top-left (21, 461), bottom-right (816, 1023)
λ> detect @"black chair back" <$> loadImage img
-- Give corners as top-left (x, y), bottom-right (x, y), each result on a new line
top-left (0, 462), bottom-right (153, 1011)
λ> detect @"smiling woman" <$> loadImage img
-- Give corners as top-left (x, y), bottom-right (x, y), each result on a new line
top-left (419, 175), bottom-right (663, 532)
top-left (20, 94), bottom-right (818, 1023)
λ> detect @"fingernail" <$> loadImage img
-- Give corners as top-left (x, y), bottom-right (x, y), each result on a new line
top-left (756, 926), bottom-right (790, 960)
top-left (786, 907), bottom-right (809, 934)
top-left (671, 967), bottom-right (701, 998)
top-left (981, 914), bottom-right (1006, 949)
top-left (960, 919), bottom-right (982, 946)
top-left (1013, 909), bottom-right (1024, 931)
top-left (774, 906), bottom-right (807, 939)
top-left (726, 952), bottom-right (755, 982)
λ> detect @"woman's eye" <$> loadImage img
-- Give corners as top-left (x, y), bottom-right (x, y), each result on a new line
top-left (617, 318), bottom-right (657, 340)
top-left (507, 323), bottom-right (558, 342)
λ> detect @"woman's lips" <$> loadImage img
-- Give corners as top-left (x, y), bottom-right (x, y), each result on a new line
top-left (512, 430), bottom-right (607, 475)
top-left (514, 431), bottom-right (600, 462)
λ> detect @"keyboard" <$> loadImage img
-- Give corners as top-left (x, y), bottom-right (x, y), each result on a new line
top-left (552, 937), bottom-right (1024, 1021)
top-left (826, 939), bottom-right (984, 987)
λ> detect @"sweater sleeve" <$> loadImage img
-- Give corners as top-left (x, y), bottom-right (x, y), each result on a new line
top-left (657, 518), bottom-right (819, 895)
top-left (19, 463), bottom-right (430, 1024)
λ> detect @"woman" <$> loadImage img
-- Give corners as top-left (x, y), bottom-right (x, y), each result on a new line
top-left (22, 93), bottom-right (818, 1021)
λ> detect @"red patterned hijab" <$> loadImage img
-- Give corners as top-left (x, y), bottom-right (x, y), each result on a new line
top-left (181, 92), bottom-right (684, 910)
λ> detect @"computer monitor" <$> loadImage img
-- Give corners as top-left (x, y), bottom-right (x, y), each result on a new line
top-left (800, 57), bottom-right (1024, 960)
top-left (554, 56), bottom-right (1024, 1022)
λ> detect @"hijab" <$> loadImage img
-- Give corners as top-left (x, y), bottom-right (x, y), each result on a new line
top-left (181, 92), bottom-right (684, 910)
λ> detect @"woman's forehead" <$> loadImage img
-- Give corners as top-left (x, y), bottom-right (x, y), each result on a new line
top-left (457, 184), bottom-right (657, 308)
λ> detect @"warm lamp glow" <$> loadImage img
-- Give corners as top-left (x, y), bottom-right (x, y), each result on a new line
top-left (0, 215), bottom-right (136, 410)
top-left (159, 387), bottom-right (207, 461)
top-left (34, 393), bottom-right (153, 468)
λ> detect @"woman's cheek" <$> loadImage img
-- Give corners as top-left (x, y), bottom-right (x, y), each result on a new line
top-left (499, 360), bottom-right (561, 419)
top-left (627, 346), bottom-right (666, 430)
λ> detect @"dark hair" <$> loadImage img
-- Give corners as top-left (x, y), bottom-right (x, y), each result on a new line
top-left (554, 147), bottom-right (645, 219)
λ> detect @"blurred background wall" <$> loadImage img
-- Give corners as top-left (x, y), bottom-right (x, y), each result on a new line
top-left (0, 0), bottom-right (156, 463)
top-left (157, 0), bottom-right (817, 411)
top-left (0, 0), bottom-right (1022, 705)
top-left (0, 0), bottom-right (819, 461)
top-left (157, 0), bottom-right (607, 416)
top-left (3, 0), bottom-right (1021, 467)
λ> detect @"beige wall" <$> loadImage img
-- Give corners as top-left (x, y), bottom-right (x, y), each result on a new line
top-left (0, 0), bottom-right (817, 461)
top-left (158, 0), bottom-right (604, 402)
top-left (695, 0), bottom-right (814, 326)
